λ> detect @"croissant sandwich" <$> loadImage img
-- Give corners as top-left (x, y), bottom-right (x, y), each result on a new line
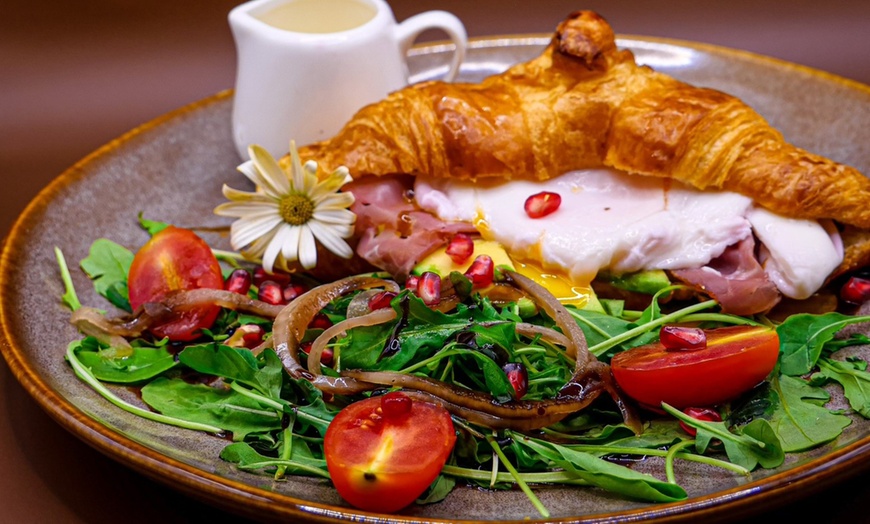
top-left (284, 10), bottom-right (869, 315)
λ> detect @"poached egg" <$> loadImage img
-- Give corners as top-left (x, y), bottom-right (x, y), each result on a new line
top-left (414, 168), bottom-right (843, 301)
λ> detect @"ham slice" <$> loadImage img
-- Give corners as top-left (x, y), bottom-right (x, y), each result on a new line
top-left (671, 236), bottom-right (781, 315)
top-left (347, 175), bottom-right (476, 278)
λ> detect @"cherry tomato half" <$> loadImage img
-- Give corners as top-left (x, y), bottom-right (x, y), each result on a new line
top-left (324, 392), bottom-right (456, 513)
top-left (127, 225), bottom-right (223, 342)
top-left (610, 325), bottom-right (779, 410)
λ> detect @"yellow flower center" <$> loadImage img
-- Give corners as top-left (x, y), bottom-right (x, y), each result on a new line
top-left (279, 193), bottom-right (314, 225)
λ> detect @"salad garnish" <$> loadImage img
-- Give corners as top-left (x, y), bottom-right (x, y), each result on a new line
top-left (214, 141), bottom-right (356, 272)
top-left (54, 148), bottom-right (870, 518)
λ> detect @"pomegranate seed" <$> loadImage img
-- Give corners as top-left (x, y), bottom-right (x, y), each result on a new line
top-left (660, 325), bottom-right (707, 351)
top-left (309, 313), bottom-right (333, 330)
top-left (405, 275), bottom-right (420, 290)
top-left (225, 269), bottom-right (252, 295)
top-left (241, 325), bottom-right (265, 348)
top-left (257, 280), bottom-right (285, 305)
top-left (380, 391), bottom-right (412, 418)
top-left (445, 233), bottom-right (475, 264)
top-left (679, 407), bottom-right (722, 436)
top-left (503, 362), bottom-right (529, 399)
top-left (841, 276), bottom-right (870, 304)
top-left (416, 272), bottom-right (442, 306)
top-left (464, 255), bottom-right (495, 288)
top-left (224, 324), bottom-right (264, 349)
top-left (300, 341), bottom-right (333, 367)
top-left (320, 347), bottom-right (334, 367)
top-left (524, 191), bottom-right (561, 219)
top-left (282, 283), bottom-right (307, 302)
top-left (368, 291), bottom-right (397, 310)
top-left (253, 267), bottom-right (291, 287)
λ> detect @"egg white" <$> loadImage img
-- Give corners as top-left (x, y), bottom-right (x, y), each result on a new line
top-left (414, 168), bottom-right (843, 299)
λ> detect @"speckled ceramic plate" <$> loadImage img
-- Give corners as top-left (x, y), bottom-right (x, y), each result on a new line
top-left (2, 35), bottom-right (870, 523)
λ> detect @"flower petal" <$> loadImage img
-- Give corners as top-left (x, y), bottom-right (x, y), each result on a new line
top-left (309, 219), bottom-right (354, 259)
top-left (220, 184), bottom-right (273, 203)
top-left (249, 144), bottom-right (291, 196)
top-left (287, 141), bottom-right (309, 193)
top-left (314, 191), bottom-right (356, 210)
top-left (230, 214), bottom-right (283, 249)
top-left (281, 224), bottom-right (302, 261)
top-left (297, 224), bottom-right (318, 269)
top-left (262, 223), bottom-right (296, 273)
top-left (309, 169), bottom-right (353, 201)
top-left (312, 208), bottom-right (356, 226)
top-left (214, 200), bottom-right (278, 218)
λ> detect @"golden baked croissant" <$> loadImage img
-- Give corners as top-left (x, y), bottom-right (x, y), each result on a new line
top-left (294, 10), bottom-right (869, 234)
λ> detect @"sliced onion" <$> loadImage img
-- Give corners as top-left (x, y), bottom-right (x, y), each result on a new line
top-left (400, 390), bottom-right (570, 432)
top-left (271, 275), bottom-right (400, 395)
top-left (161, 288), bottom-right (286, 318)
top-left (342, 369), bottom-right (605, 430)
top-left (308, 307), bottom-right (397, 375)
top-left (515, 322), bottom-right (572, 350)
top-left (69, 307), bottom-right (135, 358)
top-left (503, 271), bottom-right (589, 364)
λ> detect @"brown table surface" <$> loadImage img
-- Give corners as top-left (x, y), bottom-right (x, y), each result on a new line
top-left (2, 1), bottom-right (869, 522)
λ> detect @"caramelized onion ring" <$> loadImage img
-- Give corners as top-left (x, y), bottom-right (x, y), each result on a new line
top-left (308, 307), bottom-right (398, 375)
top-left (271, 275), bottom-right (400, 395)
top-left (342, 370), bottom-right (605, 429)
top-left (400, 390), bottom-right (571, 432)
top-left (515, 322), bottom-right (573, 350)
top-left (69, 289), bottom-right (286, 340)
top-left (503, 271), bottom-right (590, 365)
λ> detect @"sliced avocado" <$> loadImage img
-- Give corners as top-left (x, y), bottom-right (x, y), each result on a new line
top-left (413, 239), bottom-right (605, 312)
top-left (607, 269), bottom-right (671, 295)
top-left (412, 239), bottom-right (514, 276)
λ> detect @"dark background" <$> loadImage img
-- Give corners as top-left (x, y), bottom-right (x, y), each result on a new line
top-left (1, 1), bottom-right (868, 522)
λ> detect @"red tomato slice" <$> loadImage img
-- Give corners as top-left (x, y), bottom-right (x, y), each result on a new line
top-left (610, 325), bottom-right (779, 410)
top-left (324, 392), bottom-right (456, 513)
top-left (127, 226), bottom-right (223, 342)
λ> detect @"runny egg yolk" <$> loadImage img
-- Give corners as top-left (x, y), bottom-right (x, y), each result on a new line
top-left (473, 212), bottom-right (595, 309)
top-left (510, 258), bottom-right (596, 309)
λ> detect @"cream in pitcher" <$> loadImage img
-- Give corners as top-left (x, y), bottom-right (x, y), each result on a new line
top-left (229, 0), bottom-right (467, 159)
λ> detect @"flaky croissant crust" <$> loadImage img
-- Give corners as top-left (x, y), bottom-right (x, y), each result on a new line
top-left (293, 10), bottom-right (869, 232)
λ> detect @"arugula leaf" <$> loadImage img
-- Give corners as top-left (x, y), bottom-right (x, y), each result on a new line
top-left (777, 312), bottom-right (870, 376)
top-left (141, 377), bottom-right (282, 440)
top-left (220, 441), bottom-right (329, 478)
top-left (515, 436), bottom-right (687, 502)
top-left (766, 374), bottom-right (852, 452)
top-left (664, 404), bottom-right (783, 470)
top-left (811, 357), bottom-right (870, 418)
top-left (79, 238), bottom-right (134, 311)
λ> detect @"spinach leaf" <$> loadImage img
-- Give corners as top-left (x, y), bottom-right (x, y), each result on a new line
top-left (416, 475), bottom-right (456, 505)
top-left (811, 357), bottom-right (870, 418)
top-left (71, 337), bottom-right (177, 383)
top-left (79, 238), bottom-right (133, 311)
top-left (141, 377), bottom-right (282, 440)
top-left (178, 343), bottom-right (264, 392)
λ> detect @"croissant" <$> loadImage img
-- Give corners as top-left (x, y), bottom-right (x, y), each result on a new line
top-left (294, 10), bottom-right (869, 233)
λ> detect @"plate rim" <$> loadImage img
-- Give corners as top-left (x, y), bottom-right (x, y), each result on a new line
top-left (2, 34), bottom-right (870, 523)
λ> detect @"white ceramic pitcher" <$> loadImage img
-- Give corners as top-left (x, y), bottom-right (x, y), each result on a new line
top-left (229, 0), bottom-right (467, 159)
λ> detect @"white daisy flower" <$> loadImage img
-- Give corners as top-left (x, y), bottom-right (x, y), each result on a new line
top-left (214, 142), bottom-right (356, 272)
